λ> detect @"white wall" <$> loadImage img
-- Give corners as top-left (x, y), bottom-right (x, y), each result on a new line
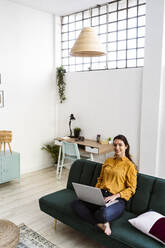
top-left (157, 65), bottom-right (165, 178)
top-left (157, 4), bottom-right (165, 178)
top-left (0, 0), bottom-right (55, 173)
top-left (139, 0), bottom-right (165, 177)
top-left (56, 68), bottom-right (143, 165)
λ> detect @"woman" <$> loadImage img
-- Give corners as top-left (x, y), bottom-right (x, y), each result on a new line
top-left (72, 134), bottom-right (137, 236)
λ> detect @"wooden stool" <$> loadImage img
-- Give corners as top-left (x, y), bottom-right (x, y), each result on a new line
top-left (0, 219), bottom-right (20, 248)
top-left (0, 131), bottom-right (12, 154)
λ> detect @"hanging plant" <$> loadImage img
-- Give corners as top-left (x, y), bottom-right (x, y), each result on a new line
top-left (56, 65), bottom-right (66, 103)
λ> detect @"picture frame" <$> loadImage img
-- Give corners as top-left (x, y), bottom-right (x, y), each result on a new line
top-left (0, 90), bottom-right (4, 108)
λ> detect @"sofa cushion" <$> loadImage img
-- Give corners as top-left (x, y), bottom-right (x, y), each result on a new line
top-left (149, 179), bottom-right (165, 216)
top-left (128, 211), bottom-right (165, 245)
top-left (111, 211), bottom-right (164, 248)
top-left (128, 173), bottom-right (155, 215)
top-left (67, 159), bottom-right (101, 190)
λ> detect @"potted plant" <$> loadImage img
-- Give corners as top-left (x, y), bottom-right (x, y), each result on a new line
top-left (56, 65), bottom-right (66, 103)
top-left (73, 127), bottom-right (81, 138)
top-left (41, 144), bottom-right (60, 164)
top-left (107, 137), bottom-right (112, 144)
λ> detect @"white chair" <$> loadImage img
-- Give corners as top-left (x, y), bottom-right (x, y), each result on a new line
top-left (57, 141), bottom-right (89, 179)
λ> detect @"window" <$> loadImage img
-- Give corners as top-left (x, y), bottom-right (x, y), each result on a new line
top-left (61, 0), bottom-right (146, 72)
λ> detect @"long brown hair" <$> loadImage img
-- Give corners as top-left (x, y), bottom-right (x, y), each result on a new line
top-left (113, 134), bottom-right (134, 163)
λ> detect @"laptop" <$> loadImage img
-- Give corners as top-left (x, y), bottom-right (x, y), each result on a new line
top-left (72, 182), bottom-right (119, 207)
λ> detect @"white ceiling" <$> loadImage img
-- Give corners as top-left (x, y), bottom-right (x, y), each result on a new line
top-left (8, 0), bottom-right (109, 16)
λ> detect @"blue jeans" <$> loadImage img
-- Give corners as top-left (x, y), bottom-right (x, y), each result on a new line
top-left (72, 189), bottom-right (125, 225)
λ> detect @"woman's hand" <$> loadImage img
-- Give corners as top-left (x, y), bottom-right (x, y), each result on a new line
top-left (104, 193), bottom-right (120, 202)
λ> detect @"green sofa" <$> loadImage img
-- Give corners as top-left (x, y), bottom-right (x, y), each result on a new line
top-left (39, 159), bottom-right (165, 248)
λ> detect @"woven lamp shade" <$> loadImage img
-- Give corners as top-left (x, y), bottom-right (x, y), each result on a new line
top-left (70, 27), bottom-right (105, 57)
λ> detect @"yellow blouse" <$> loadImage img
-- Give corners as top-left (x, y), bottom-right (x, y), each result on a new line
top-left (96, 157), bottom-right (137, 201)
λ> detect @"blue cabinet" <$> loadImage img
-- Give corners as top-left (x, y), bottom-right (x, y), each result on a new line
top-left (0, 151), bottom-right (20, 184)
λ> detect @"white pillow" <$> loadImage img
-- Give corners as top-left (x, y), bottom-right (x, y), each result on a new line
top-left (128, 211), bottom-right (165, 245)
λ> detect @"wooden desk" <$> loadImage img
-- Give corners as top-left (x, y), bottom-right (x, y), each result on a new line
top-left (55, 137), bottom-right (113, 165)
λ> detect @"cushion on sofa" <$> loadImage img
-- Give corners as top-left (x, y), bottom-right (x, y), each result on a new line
top-left (128, 211), bottom-right (165, 245)
top-left (112, 211), bottom-right (164, 248)
top-left (149, 179), bottom-right (165, 215)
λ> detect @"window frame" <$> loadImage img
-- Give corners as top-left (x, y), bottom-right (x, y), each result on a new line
top-left (61, 0), bottom-right (146, 72)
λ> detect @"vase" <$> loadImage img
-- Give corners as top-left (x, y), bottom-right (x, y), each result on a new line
top-left (74, 130), bottom-right (81, 138)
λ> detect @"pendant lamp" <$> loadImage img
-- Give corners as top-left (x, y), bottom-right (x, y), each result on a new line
top-left (70, 27), bottom-right (106, 57)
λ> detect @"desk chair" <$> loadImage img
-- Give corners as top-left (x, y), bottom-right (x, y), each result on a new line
top-left (57, 141), bottom-right (89, 179)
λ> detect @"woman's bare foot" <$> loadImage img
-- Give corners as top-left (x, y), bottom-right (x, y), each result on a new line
top-left (96, 223), bottom-right (105, 231)
top-left (104, 222), bottom-right (111, 236)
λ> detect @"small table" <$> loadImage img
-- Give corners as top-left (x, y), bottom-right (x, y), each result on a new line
top-left (55, 137), bottom-right (113, 169)
top-left (0, 220), bottom-right (20, 248)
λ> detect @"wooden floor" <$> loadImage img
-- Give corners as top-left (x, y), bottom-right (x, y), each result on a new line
top-left (0, 166), bottom-right (101, 248)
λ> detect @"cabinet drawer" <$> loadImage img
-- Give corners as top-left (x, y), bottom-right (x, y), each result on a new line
top-left (85, 146), bottom-right (99, 154)
top-left (54, 140), bottom-right (62, 146)
top-left (0, 151), bottom-right (20, 183)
